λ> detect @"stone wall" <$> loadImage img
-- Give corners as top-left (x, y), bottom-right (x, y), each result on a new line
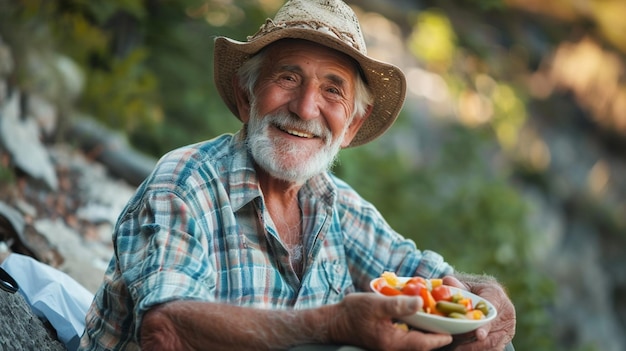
top-left (0, 290), bottom-right (66, 351)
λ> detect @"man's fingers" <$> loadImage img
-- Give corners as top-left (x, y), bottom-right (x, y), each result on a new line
top-left (475, 325), bottom-right (489, 340)
top-left (442, 275), bottom-right (466, 289)
top-left (381, 295), bottom-right (423, 318)
top-left (403, 329), bottom-right (453, 350)
top-left (361, 294), bottom-right (455, 350)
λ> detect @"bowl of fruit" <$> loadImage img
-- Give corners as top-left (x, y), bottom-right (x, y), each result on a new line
top-left (370, 272), bottom-right (497, 334)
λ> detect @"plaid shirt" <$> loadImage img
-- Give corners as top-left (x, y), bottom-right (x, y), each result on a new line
top-left (79, 131), bottom-right (453, 350)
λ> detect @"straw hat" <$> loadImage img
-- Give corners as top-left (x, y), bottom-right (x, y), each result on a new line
top-left (213, 0), bottom-right (407, 147)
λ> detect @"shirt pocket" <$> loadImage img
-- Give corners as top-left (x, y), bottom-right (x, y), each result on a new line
top-left (321, 259), bottom-right (354, 302)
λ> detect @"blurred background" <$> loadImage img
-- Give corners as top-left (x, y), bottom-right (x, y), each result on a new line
top-left (0, 0), bottom-right (625, 350)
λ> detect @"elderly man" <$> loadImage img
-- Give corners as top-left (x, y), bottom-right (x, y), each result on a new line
top-left (79, 0), bottom-right (515, 350)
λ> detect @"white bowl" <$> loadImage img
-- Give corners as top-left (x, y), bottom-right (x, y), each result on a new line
top-left (370, 277), bottom-right (497, 334)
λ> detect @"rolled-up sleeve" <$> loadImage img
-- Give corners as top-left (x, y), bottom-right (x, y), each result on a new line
top-left (116, 189), bottom-right (215, 339)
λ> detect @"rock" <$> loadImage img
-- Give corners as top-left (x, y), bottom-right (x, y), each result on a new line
top-left (0, 201), bottom-right (30, 258)
top-left (0, 79), bottom-right (7, 105)
top-left (67, 117), bottom-right (157, 187)
top-left (27, 94), bottom-right (58, 139)
top-left (34, 218), bottom-right (110, 293)
top-left (0, 200), bottom-right (64, 268)
top-left (0, 92), bottom-right (58, 190)
top-left (0, 201), bottom-right (25, 238)
top-left (0, 290), bottom-right (66, 351)
top-left (0, 35), bottom-right (14, 107)
top-left (24, 50), bottom-right (84, 104)
top-left (1, 201), bottom-right (39, 261)
top-left (0, 36), bottom-right (13, 77)
top-left (0, 141), bottom-right (136, 292)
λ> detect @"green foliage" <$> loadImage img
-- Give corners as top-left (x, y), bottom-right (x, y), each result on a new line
top-left (407, 9), bottom-right (457, 66)
top-left (51, 0), bottom-right (161, 135)
top-left (0, 0), bottom-right (161, 137)
top-left (82, 48), bottom-right (161, 131)
top-left (125, 0), bottom-right (255, 156)
top-left (54, 0), bottom-right (273, 156)
top-left (0, 162), bottom-right (15, 186)
top-left (462, 0), bottom-right (505, 11)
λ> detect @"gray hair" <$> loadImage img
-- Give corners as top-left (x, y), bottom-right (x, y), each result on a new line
top-left (237, 48), bottom-right (373, 119)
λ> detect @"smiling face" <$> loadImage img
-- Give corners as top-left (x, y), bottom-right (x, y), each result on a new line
top-left (236, 39), bottom-right (368, 184)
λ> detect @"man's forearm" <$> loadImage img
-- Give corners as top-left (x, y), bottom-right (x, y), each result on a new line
top-left (140, 300), bottom-right (336, 351)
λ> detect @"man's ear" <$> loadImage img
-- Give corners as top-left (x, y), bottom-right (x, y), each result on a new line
top-left (341, 105), bottom-right (373, 148)
top-left (233, 76), bottom-right (251, 123)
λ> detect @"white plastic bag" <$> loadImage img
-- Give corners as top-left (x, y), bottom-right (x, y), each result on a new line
top-left (0, 253), bottom-right (94, 351)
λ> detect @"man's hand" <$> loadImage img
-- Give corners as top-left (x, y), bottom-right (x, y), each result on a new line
top-left (328, 293), bottom-right (453, 351)
top-left (443, 275), bottom-right (516, 351)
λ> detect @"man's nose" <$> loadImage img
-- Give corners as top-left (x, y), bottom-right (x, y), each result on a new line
top-left (289, 83), bottom-right (321, 121)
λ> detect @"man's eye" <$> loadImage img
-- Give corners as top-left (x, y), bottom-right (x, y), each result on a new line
top-left (280, 74), bottom-right (296, 82)
top-left (327, 87), bottom-right (340, 95)
top-left (275, 74), bottom-right (298, 89)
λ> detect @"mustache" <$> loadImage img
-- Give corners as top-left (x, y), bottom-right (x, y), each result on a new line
top-left (263, 111), bottom-right (331, 142)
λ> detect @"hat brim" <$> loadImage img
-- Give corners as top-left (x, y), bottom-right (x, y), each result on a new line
top-left (213, 28), bottom-right (406, 147)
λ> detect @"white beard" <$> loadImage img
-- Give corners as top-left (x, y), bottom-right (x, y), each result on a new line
top-left (246, 101), bottom-right (348, 184)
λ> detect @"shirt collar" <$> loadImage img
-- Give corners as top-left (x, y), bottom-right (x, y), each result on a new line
top-left (227, 131), bottom-right (262, 212)
top-left (300, 171), bottom-right (337, 210)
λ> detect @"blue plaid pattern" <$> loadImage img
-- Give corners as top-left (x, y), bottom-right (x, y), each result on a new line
top-left (79, 131), bottom-right (453, 350)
